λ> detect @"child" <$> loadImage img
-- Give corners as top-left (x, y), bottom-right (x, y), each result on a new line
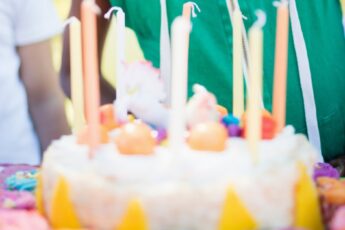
top-left (0, 0), bottom-right (69, 165)
top-left (61, 0), bottom-right (345, 163)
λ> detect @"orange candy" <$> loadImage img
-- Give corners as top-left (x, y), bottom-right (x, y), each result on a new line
top-left (316, 177), bottom-right (345, 205)
top-left (99, 104), bottom-right (118, 131)
top-left (242, 110), bottom-right (277, 139)
top-left (77, 125), bottom-right (109, 145)
top-left (216, 105), bottom-right (229, 117)
top-left (114, 122), bottom-right (155, 155)
top-left (188, 121), bottom-right (228, 152)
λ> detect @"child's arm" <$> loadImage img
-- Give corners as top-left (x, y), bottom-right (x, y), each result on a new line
top-left (60, 0), bottom-right (115, 104)
top-left (19, 40), bottom-right (70, 152)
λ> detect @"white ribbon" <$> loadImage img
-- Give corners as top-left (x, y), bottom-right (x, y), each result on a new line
top-left (289, 0), bottom-right (323, 161)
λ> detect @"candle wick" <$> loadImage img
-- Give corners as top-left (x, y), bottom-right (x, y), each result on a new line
top-left (273, 0), bottom-right (289, 8)
top-left (184, 2), bottom-right (201, 18)
top-left (253, 10), bottom-right (266, 28)
top-left (104, 6), bottom-right (124, 20)
top-left (63, 17), bottom-right (79, 29)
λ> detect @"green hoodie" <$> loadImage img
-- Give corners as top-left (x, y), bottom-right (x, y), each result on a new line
top-left (110, 0), bottom-right (345, 161)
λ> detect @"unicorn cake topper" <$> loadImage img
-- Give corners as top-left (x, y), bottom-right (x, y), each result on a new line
top-left (186, 84), bottom-right (220, 128)
top-left (114, 61), bottom-right (169, 128)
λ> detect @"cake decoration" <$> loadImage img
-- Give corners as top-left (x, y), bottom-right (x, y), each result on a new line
top-left (317, 177), bottom-right (345, 205)
top-left (50, 176), bottom-right (81, 228)
top-left (186, 84), bottom-right (220, 128)
top-left (314, 163), bottom-right (340, 181)
top-left (99, 104), bottom-right (118, 131)
top-left (114, 122), bottom-right (156, 155)
top-left (114, 61), bottom-right (168, 128)
top-left (294, 163), bottom-right (323, 230)
top-left (242, 110), bottom-right (276, 140)
top-left (188, 121), bottom-right (228, 151)
top-left (117, 199), bottom-right (148, 230)
top-left (221, 114), bottom-right (240, 127)
top-left (219, 187), bottom-right (257, 230)
top-left (216, 105), bottom-right (228, 117)
top-left (154, 127), bottom-right (167, 144)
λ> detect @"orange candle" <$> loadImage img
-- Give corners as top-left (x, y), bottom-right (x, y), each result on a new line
top-left (272, 1), bottom-right (289, 133)
top-left (81, 0), bottom-right (101, 154)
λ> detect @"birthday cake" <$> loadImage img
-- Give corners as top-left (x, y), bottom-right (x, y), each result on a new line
top-left (39, 75), bottom-right (322, 229)
top-left (39, 3), bottom-right (325, 229)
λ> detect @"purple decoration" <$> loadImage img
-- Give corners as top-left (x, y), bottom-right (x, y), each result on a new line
top-left (156, 128), bottom-right (167, 143)
top-left (313, 163), bottom-right (340, 181)
top-left (228, 124), bottom-right (241, 137)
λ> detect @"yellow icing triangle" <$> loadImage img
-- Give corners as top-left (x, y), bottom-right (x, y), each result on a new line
top-left (219, 187), bottom-right (257, 230)
top-left (294, 163), bottom-right (324, 230)
top-left (117, 199), bottom-right (148, 230)
top-left (35, 172), bottom-right (45, 216)
top-left (50, 176), bottom-right (81, 228)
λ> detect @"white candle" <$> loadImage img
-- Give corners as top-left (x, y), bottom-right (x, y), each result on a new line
top-left (104, 7), bottom-right (126, 100)
top-left (232, 8), bottom-right (244, 118)
top-left (247, 11), bottom-right (265, 161)
top-left (169, 17), bottom-right (192, 153)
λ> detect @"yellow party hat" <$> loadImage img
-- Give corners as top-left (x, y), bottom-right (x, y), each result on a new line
top-left (294, 163), bottom-right (324, 230)
top-left (50, 176), bottom-right (82, 228)
top-left (219, 187), bottom-right (257, 230)
top-left (117, 199), bottom-right (148, 230)
top-left (35, 172), bottom-right (45, 216)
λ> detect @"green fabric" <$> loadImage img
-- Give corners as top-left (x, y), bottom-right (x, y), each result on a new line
top-left (110, 0), bottom-right (345, 161)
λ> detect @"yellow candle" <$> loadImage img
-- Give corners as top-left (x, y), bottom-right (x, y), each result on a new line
top-left (232, 8), bottom-right (244, 118)
top-left (247, 12), bottom-right (265, 160)
top-left (273, 1), bottom-right (289, 133)
top-left (69, 18), bottom-right (85, 134)
top-left (81, 0), bottom-right (101, 154)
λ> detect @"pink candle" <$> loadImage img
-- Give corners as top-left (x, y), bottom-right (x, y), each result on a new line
top-left (81, 0), bottom-right (101, 154)
top-left (272, 1), bottom-right (289, 133)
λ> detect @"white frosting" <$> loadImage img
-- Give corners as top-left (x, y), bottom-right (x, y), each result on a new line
top-left (41, 126), bottom-right (317, 229)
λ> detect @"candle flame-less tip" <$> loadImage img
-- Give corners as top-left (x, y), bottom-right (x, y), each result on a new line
top-left (63, 17), bottom-right (80, 29)
top-left (253, 10), bottom-right (266, 28)
top-left (104, 6), bottom-right (124, 20)
top-left (183, 2), bottom-right (201, 18)
top-left (82, 0), bottom-right (101, 15)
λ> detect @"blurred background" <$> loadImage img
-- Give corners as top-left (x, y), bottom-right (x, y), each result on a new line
top-left (52, 0), bottom-right (144, 123)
